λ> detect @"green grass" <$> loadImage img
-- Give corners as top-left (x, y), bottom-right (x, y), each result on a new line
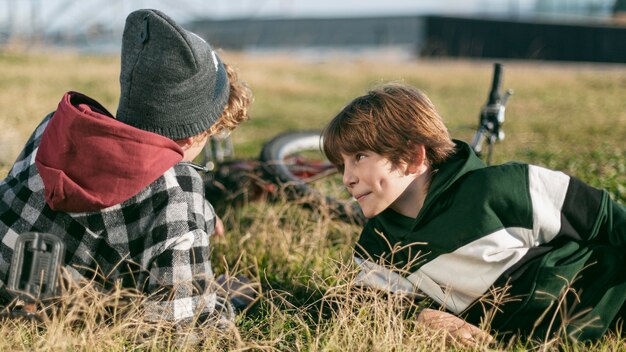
top-left (1, 50), bottom-right (625, 351)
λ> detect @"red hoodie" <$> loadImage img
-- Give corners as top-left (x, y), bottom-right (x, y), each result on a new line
top-left (35, 92), bottom-right (184, 212)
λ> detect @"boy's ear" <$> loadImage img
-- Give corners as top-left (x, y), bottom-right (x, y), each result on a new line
top-left (175, 137), bottom-right (194, 151)
top-left (406, 144), bottom-right (427, 175)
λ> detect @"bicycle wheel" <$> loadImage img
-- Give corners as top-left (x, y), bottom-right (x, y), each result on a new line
top-left (259, 131), bottom-right (365, 225)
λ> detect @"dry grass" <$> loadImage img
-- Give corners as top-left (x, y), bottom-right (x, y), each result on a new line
top-left (1, 49), bottom-right (625, 350)
top-left (2, 200), bottom-right (624, 351)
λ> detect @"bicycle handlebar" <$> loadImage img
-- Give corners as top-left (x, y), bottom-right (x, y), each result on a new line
top-left (470, 62), bottom-right (513, 164)
top-left (487, 63), bottom-right (503, 105)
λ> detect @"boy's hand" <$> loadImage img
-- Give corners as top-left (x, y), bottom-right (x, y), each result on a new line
top-left (213, 216), bottom-right (225, 237)
top-left (417, 308), bottom-right (493, 347)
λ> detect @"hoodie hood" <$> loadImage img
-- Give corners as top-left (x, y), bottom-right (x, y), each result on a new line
top-left (374, 140), bottom-right (486, 236)
top-left (422, 140), bottom-right (486, 211)
top-left (35, 92), bottom-right (184, 212)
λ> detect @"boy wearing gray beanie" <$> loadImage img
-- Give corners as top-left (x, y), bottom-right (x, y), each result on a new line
top-left (0, 9), bottom-right (252, 325)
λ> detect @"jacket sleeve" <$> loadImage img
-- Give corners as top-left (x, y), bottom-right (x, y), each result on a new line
top-left (141, 165), bottom-right (232, 325)
top-left (143, 228), bottom-right (233, 324)
top-left (560, 175), bottom-right (626, 246)
top-left (528, 164), bottom-right (626, 247)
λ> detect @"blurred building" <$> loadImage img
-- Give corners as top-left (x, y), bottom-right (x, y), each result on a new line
top-left (421, 15), bottom-right (626, 63)
top-left (614, 0), bottom-right (626, 22)
top-left (535, 0), bottom-right (616, 18)
top-left (1, 0), bottom-right (625, 63)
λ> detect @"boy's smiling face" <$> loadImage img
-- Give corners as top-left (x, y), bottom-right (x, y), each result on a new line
top-left (340, 150), bottom-right (421, 218)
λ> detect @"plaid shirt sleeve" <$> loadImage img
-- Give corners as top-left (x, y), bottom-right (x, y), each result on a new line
top-left (137, 163), bottom-right (233, 324)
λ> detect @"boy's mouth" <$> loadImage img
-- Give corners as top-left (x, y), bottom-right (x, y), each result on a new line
top-left (354, 192), bottom-right (371, 202)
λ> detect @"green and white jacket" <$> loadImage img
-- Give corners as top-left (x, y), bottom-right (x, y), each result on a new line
top-left (354, 141), bottom-right (626, 341)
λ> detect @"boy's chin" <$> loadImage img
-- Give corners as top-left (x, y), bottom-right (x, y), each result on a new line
top-left (359, 208), bottom-right (381, 219)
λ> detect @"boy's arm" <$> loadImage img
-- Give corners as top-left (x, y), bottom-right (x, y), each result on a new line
top-left (143, 228), bottom-right (232, 324)
top-left (547, 170), bottom-right (626, 246)
top-left (607, 199), bottom-right (626, 245)
top-left (140, 165), bottom-right (231, 325)
top-left (526, 165), bottom-right (625, 247)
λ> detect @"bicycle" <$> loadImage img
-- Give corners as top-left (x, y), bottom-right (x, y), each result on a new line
top-left (202, 63), bottom-right (513, 226)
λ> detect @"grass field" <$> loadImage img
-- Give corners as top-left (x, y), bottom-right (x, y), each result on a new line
top-left (0, 49), bottom-right (625, 351)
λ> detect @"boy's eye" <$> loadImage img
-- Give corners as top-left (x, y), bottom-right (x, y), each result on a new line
top-left (355, 153), bottom-right (366, 161)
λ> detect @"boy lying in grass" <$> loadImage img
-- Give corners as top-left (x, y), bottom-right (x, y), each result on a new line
top-left (0, 9), bottom-right (252, 325)
top-left (321, 83), bottom-right (626, 343)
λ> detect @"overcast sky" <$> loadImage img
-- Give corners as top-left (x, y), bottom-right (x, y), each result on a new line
top-left (208, 0), bottom-right (536, 18)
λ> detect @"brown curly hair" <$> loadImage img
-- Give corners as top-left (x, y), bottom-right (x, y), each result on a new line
top-left (207, 63), bottom-right (253, 135)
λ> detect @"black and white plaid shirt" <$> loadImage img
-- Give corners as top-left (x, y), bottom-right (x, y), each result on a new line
top-left (0, 115), bottom-right (231, 323)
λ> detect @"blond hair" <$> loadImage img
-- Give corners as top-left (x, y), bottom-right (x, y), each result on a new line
top-left (322, 83), bottom-right (455, 170)
top-left (185, 63), bottom-right (253, 144)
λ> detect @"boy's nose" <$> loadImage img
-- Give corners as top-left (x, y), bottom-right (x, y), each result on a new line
top-left (342, 167), bottom-right (357, 188)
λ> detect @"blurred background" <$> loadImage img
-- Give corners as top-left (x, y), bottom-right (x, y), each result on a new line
top-left (1, 0), bottom-right (626, 63)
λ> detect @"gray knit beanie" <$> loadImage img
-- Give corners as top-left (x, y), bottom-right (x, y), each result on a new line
top-left (116, 9), bottom-right (229, 140)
